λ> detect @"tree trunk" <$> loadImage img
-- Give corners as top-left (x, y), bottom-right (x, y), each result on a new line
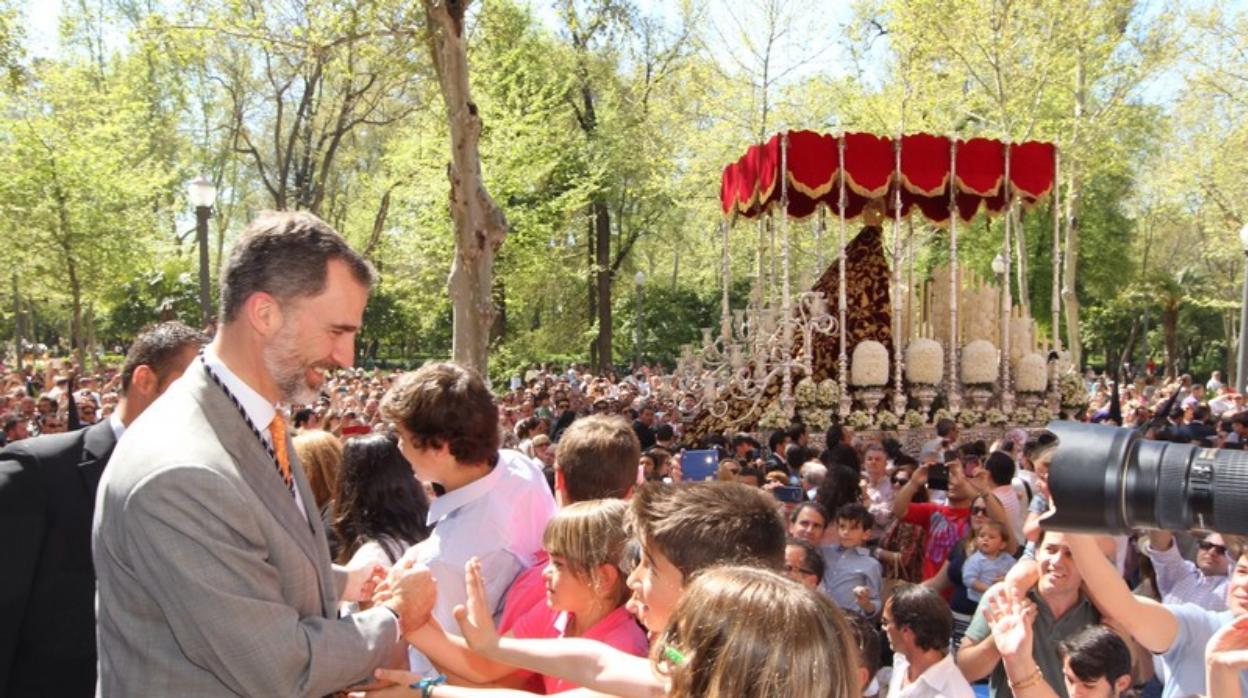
top-left (1162, 304), bottom-right (1178, 381)
top-left (587, 215), bottom-right (598, 370)
top-left (594, 199), bottom-right (613, 370)
top-left (1225, 309), bottom-right (1237, 388)
top-left (425, 0), bottom-right (508, 376)
top-left (1062, 55), bottom-right (1086, 368)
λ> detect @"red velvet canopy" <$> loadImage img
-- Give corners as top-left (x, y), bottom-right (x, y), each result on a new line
top-left (719, 131), bottom-right (1056, 223)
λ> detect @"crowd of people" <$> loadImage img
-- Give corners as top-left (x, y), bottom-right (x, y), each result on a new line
top-left (2, 208), bottom-right (1248, 698)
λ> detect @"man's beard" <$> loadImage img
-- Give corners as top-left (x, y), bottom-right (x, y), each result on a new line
top-left (264, 322), bottom-right (328, 405)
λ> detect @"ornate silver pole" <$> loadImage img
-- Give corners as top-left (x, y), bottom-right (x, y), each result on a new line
top-left (816, 205), bottom-right (826, 277)
top-left (837, 134), bottom-right (851, 418)
top-left (768, 213), bottom-right (777, 309)
top-left (721, 219), bottom-right (732, 342)
top-left (892, 135), bottom-right (906, 416)
top-left (907, 216), bottom-right (915, 341)
top-left (1001, 142), bottom-right (1015, 413)
top-left (780, 133), bottom-right (795, 418)
top-left (756, 216), bottom-right (766, 310)
top-left (947, 137), bottom-right (962, 414)
top-left (1051, 148), bottom-right (1062, 353)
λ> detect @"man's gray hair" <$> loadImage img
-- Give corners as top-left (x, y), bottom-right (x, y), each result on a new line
top-left (219, 211), bottom-right (375, 323)
top-left (799, 460), bottom-right (828, 487)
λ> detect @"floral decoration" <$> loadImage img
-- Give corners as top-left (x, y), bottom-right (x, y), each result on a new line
top-left (757, 403), bottom-right (788, 430)
top-left (1058, 372), bottom-right (1087, 410)
top-left (1010, 407), bottom-right (1033, 425)
top-left (984, 408), bottom-right (1009, 426)
top-left (905, 409), bottom-right (927, 429)
top-left (800, 408), bottom-right (833, 432)
top-left (850, 341), bottom-right (890, 387)
top-left (846, 410), bottom-right (874, 429)
top-left (876, 410), bottom-right (900, 431)
top-left (932, 408), bottom-right (955, 423)
top-left (1016, 353), bottom-right (1049, 393)
top-left (958, 409), bottom-right (983, 427)
top-left (905, 338), bottom-right (944, 385)
top-left (795, 378), bottom-right (818, 409)
top-left (961, 339), bottom-right (1000, 385)
top-left (817, 379), bottom-right (840, 408)
top-left (1033, 406), bottom-right (1054, 425)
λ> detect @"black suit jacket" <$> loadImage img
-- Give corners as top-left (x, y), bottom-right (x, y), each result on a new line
top-left (0, 420), bottom-right (117, 697)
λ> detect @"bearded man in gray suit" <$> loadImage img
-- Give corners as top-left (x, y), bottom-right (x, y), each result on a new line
top-left (93, 211), bottom-right (433, 696)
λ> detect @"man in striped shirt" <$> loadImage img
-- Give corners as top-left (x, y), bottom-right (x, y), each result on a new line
top-left (1144, 529), bottom-right (1229, 611)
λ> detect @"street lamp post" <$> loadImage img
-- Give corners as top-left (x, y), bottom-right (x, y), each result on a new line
top-left (187, 177), bottom-right (217, 328)
top-left (1237, 225), bottom-right (1248, 392)
top-left (634, 270), bottom-right (645, 370)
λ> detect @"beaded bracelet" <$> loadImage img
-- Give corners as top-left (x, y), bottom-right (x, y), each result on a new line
top-left (1007, 666), bottom-right (1044, 692)
top-left (409, 674), bottom-right (447, 698)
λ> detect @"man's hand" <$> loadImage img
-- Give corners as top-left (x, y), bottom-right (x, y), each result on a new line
top-left (1207, 616), bottom-right (1248, 671)
top-left (453, 557), bottom-right (502, 656)
top-left (374, 559), bottom-right (436, 635)
top-left (342, 561), bottom-right (389, 603)
top-left (984, 586), bottom-right (1036, 661)
top-left (853, 586), bottom-right (873, 612)
top-left (345, 668), bottom-right (420, 697)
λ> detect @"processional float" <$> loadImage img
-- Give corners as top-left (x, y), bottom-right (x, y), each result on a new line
top-left (673, 131), bottom-right (1085, 441)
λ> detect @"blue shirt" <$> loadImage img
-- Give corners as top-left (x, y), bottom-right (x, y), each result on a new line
top-left (405, 450), bottom-right (556, 675)
top-left (1160, 604), bottom-right (1246, 698)
top-left (962, 551), bottom-right (1017, 602)
top-left (820, 544), bottom-right (882, 615)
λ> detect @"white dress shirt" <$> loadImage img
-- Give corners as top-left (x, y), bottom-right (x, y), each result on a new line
top-left (889, 652), bottom-right (975, 698)
top-left (201, 348), bottom-right (307, 522)
top-left (405, 449), bottom-right (556, 674)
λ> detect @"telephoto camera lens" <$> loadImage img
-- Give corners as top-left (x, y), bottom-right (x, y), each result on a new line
top-left (1045, 421), bottom-right (1248, 535)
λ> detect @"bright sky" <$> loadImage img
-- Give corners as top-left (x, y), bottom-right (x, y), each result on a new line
top-left (21, 0), bottom-right (1245, 110)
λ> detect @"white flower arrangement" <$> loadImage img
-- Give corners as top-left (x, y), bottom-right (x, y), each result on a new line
top-left (905, 409), bottom-right (927, 428)
top-left (1010, 407), bottom-right (1033, 425)
top-left (1016, 353), bottom-right (1049, 393)
top-left (905, 338), bottom-right (944, 385)
top-left (794, 378), bottom-right (818, 409)
top-left (817, 379), bottom-right (840, 407)
top-left (984, 408), bottom-right (1009, 427)
top-left (1033, 406), bottom-right (1054, 424)
top-left (961, 340), bottom-right (1000, 385)
top-left (800, 408), bottom-right (833, 432)
top-left (958, 409), bottom-right (983, 427)
top-left (850, 341), bottom-right (890, 387)
top-left (1059, 372), bottom-right (1087, 410)
top-left (846, 410), bottom-right (874, 429)
top-left (932, 408), bottom-right (955, 423)
top-left (757, 403), bottom-right (788, 430)
top-left (876, 410), bottom-right (900, 431)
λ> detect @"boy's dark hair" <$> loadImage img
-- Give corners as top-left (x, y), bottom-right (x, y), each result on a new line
top-left (220, 210), bottom-right (375, 323)
top-left (814, 465), bottom-right (861, 518)
top-left (821, 443), bottom-right (860, 472)
top-left (120, 322), bottom-right (209, 393)
top-left (888, 585), bottom-right (952, 653)
top-left (985, 451), bottom-right (1016, 487)
top-left (835, 502), bottom-right (873, 531)
top-left (655, 423), bottom-right (675, 441)
top-left (768, 429), bottom-right (788, 452)
top-left (936, 418), bottom-right (957, 438)
top-left (556, 414), bottom-right (641, 502)
top-left (381, 362), bottom-right (499, 466)
top-left (825, 424), bottom-right (846, 446)
top-left (292, 408), bottom-right (314, 429)
top-left (786, 422), bottom-right (807, 441)
top-left (785, 536), bottom-right (826, 583)
top-left (1057, 625), bottom-right (1131, 685)
top-left (628, 481), bottom-right (786, 580)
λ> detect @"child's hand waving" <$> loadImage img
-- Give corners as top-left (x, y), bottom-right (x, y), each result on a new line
top-left (454, 557), bottom-right (501, 656)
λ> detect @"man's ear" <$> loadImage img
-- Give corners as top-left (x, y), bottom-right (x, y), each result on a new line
top-left (1113, 674), bottom-right (1131, 695)
top-left (244, 291), bottom-right (283, 337)
top-left (129, 365), bottom-right (159, 399)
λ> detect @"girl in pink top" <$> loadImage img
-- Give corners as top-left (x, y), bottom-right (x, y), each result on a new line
top-left (403, 499), bottom-right (647, 693)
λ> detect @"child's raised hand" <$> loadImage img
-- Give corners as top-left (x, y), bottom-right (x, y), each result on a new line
top-left (453, 557), bottom-right (501, 655)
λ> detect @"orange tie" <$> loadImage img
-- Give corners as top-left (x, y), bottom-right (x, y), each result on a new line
top-left (268, 412), bottom-right (294, 493)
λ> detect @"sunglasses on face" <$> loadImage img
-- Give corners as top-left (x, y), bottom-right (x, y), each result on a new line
top-left (972, 506), bottom-right (989, 515)
top-left (784, 564), bottom-right (817, 577)
top-left (1199, 541), bottom-right (1228, 556)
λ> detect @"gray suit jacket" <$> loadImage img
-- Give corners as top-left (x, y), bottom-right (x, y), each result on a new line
top-left (92, 361), bottom-right (398, 696)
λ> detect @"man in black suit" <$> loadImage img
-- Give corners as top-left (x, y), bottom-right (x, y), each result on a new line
top-left (0, 322), bottom-right (207, 697)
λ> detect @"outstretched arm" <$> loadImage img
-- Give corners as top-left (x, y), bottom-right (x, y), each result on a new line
top-left (455, 559), bottom-right (662, 698)
top-left (1065, 533), bottom-right (1178, 654)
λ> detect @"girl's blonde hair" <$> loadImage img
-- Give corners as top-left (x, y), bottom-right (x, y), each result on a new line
top-left (542, 499), bottom-right (629, 603)
top-left (655, 565), bottom-right (859, 698)
top-left (293, 429), bottom-right (344, 510)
